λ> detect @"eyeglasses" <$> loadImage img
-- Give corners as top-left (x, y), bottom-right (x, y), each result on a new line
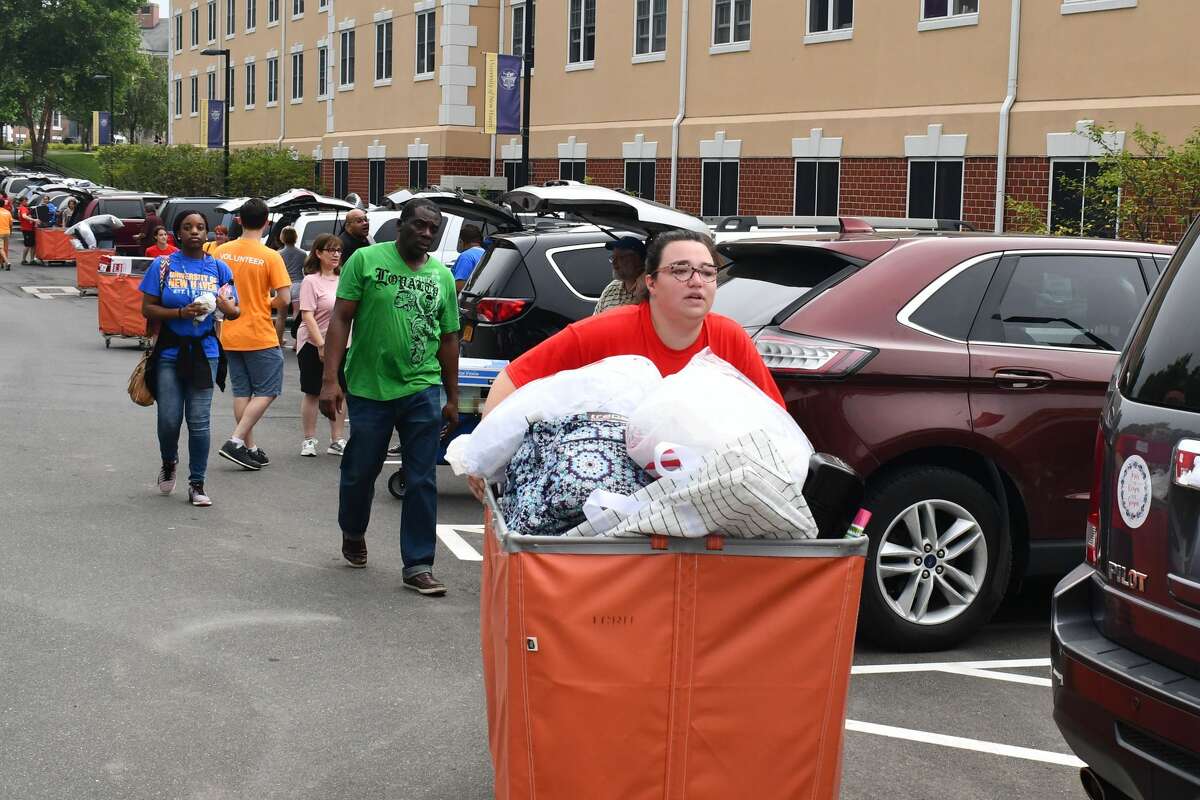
top-left (322, 247), bottom-right (342, 254)
top-left (655, 261), bottom-right (720, 283)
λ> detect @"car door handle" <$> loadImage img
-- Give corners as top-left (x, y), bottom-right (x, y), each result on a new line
top-left (993, 370), bottom-right (1052, 389)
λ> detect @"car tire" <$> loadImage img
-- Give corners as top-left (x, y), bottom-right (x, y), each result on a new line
top-left (859, 466), bottom-right (1011, 652)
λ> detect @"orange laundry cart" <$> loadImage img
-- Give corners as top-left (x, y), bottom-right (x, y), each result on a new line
top-left (97, 272), bottom-right (150, 348)
top-left (75, 249), bottom-right (115, 294)
top-left (34, 228), bottom-right (76, 263)
top-left (480, 491), bottom-right (867, 800)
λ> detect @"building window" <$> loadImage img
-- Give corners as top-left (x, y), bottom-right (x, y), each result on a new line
top-left (907, 159), bottom-right (963, 220)
top-left (174, 78), bottom-right (183, 118)
top-left (559, 159), bottom-right (586, 181)
top-left (567, 0), bottom-right (596, 65)
top-left (922, 0), bottom-right (978, 18)
top-left (376, 19), bottom-right (393, 82)
top-left (702, 160), bottom-right (738, 217)
top-left (207, 0), bottom-right (217, 41)
top-left (292, 0), bottom-right (303, 16)
top-left (291, 52), bottom-right (303, 100)
top-left (339, 30), bottom-right (356, 86)
top-left (624, 160), bottom-right (656, 201)
top-left (808, 0), bottom-right (852, 33)
top-left (245, 62), bottom-right (256, 106)
top-left (317, 46), bottom-right (329, 96)
top-left (1049, 160), bottom-right (1118, 238)
top-left (794, 159), bottom-right (839, 215)
top-left (369, 159), bottom-right (386, 205)
top-left (190, 6), bottom-right (199, 45)
top-left (635, 0), bottom-right (667, 56)
top-left (409, 158), bottom-right (428, 190)
top-left (207, 70), bottom-right (217, 100)
top-left (504, 160), bottom-right (527, 191)
top-left (226, 66), bottom-right (235, 112)
top-left (314, 160), bottom-right (323, 189)
top-left (1061, 0), bottom-right (1138, 14)
top-left (334, 159), bottom-right (349, 198)
top-left (511, 0), bottom-right (535, 65)
top-left (713, 0), bottom-right (751, 46)
top-left (318, 0), bottom-right (327, 9)
top-left (190, 75), bottom-right (199, 114)
top-left (51, 111), bottom-right (62, 129)
top-left (246, 0), bottom-right (256, 28)
top-left (267, 0), bottom-right (278, 24)
top-left (266, 56), bottom-right (279, 104)
top-left (174, 13), bottom-right (183, 51)
top-left (225, 0), bottom-right (235, 35)
top-left (415, 10), bottom-right (435, 77)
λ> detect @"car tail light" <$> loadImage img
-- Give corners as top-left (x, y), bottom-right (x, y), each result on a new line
top-left (1085, 427), bottom-right (1105, 567)
top-left (1173, 439), bottom-right (1200, 489)
top-left (755, 328), bottom-right (875, 377)
top-left (476, 298), bottom-right (529, 324)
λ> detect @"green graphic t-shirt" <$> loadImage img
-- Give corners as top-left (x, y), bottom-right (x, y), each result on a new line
top-left (337, 242), bottom-right (460, 401)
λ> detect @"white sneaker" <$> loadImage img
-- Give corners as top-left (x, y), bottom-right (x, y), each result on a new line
top-left (327, 439), bottom-right (347, 456)
top-left (300, 437), bottom-right (318, 457)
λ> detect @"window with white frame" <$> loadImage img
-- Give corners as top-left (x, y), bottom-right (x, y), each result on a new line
top-left (51, 111), bottom-right (61, 129)
top-left (189, 75), bottom-right (199, 114)
top-left (291, 52), bottom-right (303, 100)
top-left (318, 0), bottom-right (327, 9)
top-left (225, 0), bottom-right (235, 36)
top-left (713, 0), bottom-right (750, 46)
top-left (174, 77), bottom-right (183, 117)
top-left (174, 12), bottom-right (183, 51)
top-left (1049, 160), bottom-right (1118, 237)
top-left (292, 0), bottom-right (303, 17)
top-left (246, 0), bottom-right (255, 29)
top-left (908, 159), bottom-right (963, 220)
top-left (635, 0), bottom-right (667, 57)
top-left (340, 29), bottom-right (356, 86)
top-left (267, 0), bottom-right (278, 24)
top-left (334, 159), bottom-right (349, 198)
top-left (702, 159), bottom-right (738, 217)
top-left (408, 158), bottom-right (428, 189)
top-left (568, 0), bottom-right (596, 65)
top-left (245, 62), bottom-right (256, 106)
top-left (808, 0), bottom-right (852, 33)
top-left (559, 159), bottom-right (586, 181)
top-left (1061, 0), bottom-right (1138, 14)
top-left (624, 160), bottom-right (656, 201)
top-left (511, 0), bottom-right (535, 64)
top-left (794, 159), bottom-right (839, 215)
top-left (266, 56), bottom-right (279, 104)
top-left (376, 19), bottom-right (393, 81)
top-left (922, 0), bottom-right (978, 18)
top-left (207, 0), bottom-right (216, 40)
top-left (207, 70), bottom-right (217, 100)
top-left (317, 45), bottom-right (329, 96)
top-left (226, 66), bottom-right (235, 112)
top-left (190, 6), bottom-right (199, 46)
top-left (415, 10), bottom-right (435, 76)
top-left (368, 159), bottom-right (386, 205)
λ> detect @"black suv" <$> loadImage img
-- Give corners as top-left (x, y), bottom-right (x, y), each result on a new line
top-left (158, 197), bottom-right (227, 242)
top-left (1052, 216), bottom-right (1200, 799)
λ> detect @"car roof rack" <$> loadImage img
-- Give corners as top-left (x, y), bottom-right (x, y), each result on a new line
top-left (711, 215), bottom-right (976, 233)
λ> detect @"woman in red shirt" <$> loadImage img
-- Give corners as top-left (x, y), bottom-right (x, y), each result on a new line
top-left (17, 200), bottom-right (36, 265)
top-left (143, 226), bottom-right (180, 259)
top-left (468, 229), bottom-right (783, 500)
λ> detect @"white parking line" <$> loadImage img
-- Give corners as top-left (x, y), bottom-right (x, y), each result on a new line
top-left (851, 657), bottom-right (1050, 675)
top-left (934, 665), bottom-right (1052, 687)
top-left (845, 720), bottom-right (1086, 768)
top-left (436, 525), bottom-right (483, 561)
top-left (21, 285), bottom-right (80, 299)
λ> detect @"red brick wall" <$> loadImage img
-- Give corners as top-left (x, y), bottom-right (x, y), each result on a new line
top-left (581, 158), bottom-right (624, 190)
top-left (1002, 156), bottom-right (1050, 232)
top-left (429, 157), bottom-right (490, 183)
top-left (839, 158), bottom-right (909, 218)
top-left (963, 158), bottom-right (998, 231)
top-left (739, 158), bottom-right (795, 216)
top-left (674, 158), bottom-right (701, 215)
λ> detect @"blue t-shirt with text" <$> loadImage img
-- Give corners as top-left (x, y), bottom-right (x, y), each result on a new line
top-left (138, 251), bottom-right (236, 360)
top-left (452, 246), bottom-right (486, 282)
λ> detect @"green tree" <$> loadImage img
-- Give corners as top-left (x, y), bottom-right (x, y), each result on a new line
top-left (117, 54), bottom-right (168, 144)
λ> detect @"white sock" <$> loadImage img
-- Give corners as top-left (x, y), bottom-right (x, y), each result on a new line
top-left (231, 436), bottom-right (245, 447)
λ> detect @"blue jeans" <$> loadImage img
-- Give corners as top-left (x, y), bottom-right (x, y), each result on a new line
top-left (339, 387), bottom-right (441, 578)
top-left (156, 357), bottom-right (219, 483)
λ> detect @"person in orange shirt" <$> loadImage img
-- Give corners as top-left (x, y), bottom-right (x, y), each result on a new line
top-left (17, 200), bottom-right (36, 265)
top-left (0, 199), bottom-right (12, 269)
top-left (143, 226), bottom-right (180, 259)
top-left (202, 224), bottom-right (229, 254)
top-left (213, 198), bottom-right (292, 470)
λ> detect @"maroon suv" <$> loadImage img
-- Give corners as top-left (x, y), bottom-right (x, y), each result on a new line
top-left (713, 231), bottom-right (1173, 650)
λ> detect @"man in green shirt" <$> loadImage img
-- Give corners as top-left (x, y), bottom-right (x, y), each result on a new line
top-left (320, 198), bottom-right (459, 596)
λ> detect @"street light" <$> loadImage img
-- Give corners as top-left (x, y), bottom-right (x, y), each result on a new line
top-left (92, 73), bottom-right (113, 146)
top-left (201, 47), bottom-right (231, 197)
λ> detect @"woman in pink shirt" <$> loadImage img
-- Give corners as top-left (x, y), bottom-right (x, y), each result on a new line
top-left (297, 233), bottom-right (348, 456)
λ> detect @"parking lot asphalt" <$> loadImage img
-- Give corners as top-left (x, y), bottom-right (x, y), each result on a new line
top-left (0, 259), bottom-right (1085, 799)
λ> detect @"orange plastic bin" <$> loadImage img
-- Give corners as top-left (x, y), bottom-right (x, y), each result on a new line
top-left (97, 272), bottom-right (150, 348)
top-left (35, 228), bottom-right (76, 263)
top-left (480, 490), bottom-right (867, 800)
top-left (75, 249), bottom-right (115, 294)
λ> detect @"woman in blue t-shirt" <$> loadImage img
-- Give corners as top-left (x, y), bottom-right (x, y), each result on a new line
top-left (140, 210), bottom-right (241, 507)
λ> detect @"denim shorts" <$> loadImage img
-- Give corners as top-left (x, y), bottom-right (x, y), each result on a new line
top-left (226, 347), bottom-right (284, 397)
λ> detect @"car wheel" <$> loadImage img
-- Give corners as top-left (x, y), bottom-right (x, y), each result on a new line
top-left (859, 467), bottom-right (1011, 651)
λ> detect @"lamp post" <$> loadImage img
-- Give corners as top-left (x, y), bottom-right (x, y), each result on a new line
top-left (91, 73), bottom-right (113, 146)
top-left (201, 47), bottom-right (231, 196)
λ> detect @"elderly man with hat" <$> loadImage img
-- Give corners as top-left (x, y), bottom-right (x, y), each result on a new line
top-left (593, 235), bottom-right (647, 315)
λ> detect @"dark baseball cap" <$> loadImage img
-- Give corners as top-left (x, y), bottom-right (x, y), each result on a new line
top-left (604, 235), bottom-right (646, 258)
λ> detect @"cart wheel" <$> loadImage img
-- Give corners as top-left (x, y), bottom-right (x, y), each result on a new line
top-left (388, 470), bottom-right (406, 499)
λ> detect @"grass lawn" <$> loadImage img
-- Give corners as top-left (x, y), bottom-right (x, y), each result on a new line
top-left (17, 150), bottom-right (105, 184)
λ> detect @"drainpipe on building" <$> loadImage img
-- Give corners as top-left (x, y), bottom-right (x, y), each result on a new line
top-left (669, 0), bottom-right (689, 207)
top-left (277, 6), bottom-right (287, 147)
top-left (994, 0), bottom-right (1021, 233)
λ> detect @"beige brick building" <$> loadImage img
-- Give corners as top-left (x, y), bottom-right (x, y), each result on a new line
top-left (167, 0), bottom-right (1199, 233)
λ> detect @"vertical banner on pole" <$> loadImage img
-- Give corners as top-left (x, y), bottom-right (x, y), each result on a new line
top-left (91, 111), bottom-right (100, 148)
top-left (206, 99), bottom-right (224, 149)
top-left (484, 53), bottom-right (498, 135)
top-left (484, 53), bottom-right (522, 136)
top-left (98, 111), bottom-right (112, 145)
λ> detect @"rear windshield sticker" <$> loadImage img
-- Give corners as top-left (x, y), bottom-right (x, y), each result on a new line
top-left (1117, 455), bottom-right (1151, 529)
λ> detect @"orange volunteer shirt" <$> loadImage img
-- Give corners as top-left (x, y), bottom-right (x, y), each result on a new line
top-left (0, 208), bottom-right (11, 236)
top-left (214, 237), bottom-right (292, 351)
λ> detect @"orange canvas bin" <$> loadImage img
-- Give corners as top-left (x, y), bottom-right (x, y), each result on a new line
top-left (480, 489), bottom-right (867, 800)
top-left (75, 249), bottom-right (115, 294)
top-left (97, 272), bottom-right (149, 343)
top-left (34, 228), bottom-right (76, 262)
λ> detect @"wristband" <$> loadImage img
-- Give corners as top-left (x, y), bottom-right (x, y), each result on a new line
top-left (178, 307), bottom-right (183, 319)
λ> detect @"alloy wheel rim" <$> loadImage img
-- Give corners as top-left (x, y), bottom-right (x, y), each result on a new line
top-left (875, 499), bottom-right (988, 626)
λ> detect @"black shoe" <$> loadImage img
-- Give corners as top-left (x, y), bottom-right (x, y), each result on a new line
top-left (403, 572), bottom-right (447, 596)
top-left (217, 440), bottom-right (262, 470)
top-left (342, 536), bottom-right (367, 568)
top-left (247, 447), bottom-right (270, 467)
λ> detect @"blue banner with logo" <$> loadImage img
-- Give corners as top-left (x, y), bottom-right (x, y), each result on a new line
top-left (206, 99), bottom-right (224, 149)
top-left (496, 54), bottom-right (521, 135)
top-left (97, 111), bottom-right (112, 145)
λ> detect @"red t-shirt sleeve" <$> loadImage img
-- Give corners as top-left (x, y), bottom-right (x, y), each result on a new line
top-left (505, 325), bottom-right (586, 388)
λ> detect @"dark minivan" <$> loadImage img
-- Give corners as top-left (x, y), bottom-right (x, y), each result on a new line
top-left (1052, 217), bottom-right (1200, 800)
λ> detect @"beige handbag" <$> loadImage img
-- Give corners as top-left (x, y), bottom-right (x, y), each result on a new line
top-left (127, 259), bottom-right (168, 406)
